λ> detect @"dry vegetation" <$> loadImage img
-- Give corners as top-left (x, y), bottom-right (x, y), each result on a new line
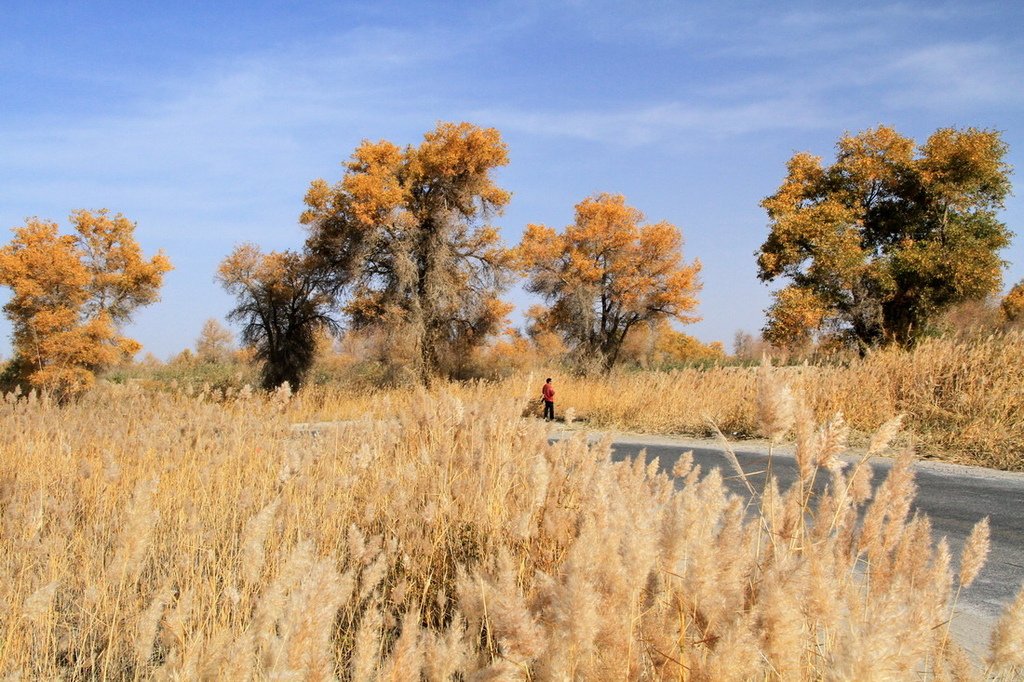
top-left (282, 332), bottom-right (1024, 472)
top-left (555, 330), bottom-right (1024, 470)
top-left (2, 372), bottom-right (1023, 680)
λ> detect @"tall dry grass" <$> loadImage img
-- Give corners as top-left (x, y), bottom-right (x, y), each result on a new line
top-left (287, 331), bottom-right (1017, 471)
top-left (112, 331), bottom-right (1023, 469)
top-left (2, 378), bottom-right (1022, 679)
top-left (555, 332), bottom-right (1024, 471)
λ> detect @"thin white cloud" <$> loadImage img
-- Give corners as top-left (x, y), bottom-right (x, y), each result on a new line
top-left (879, 42), bottom-right (1024, 109)
top-left (0, 24), bottom-right (467, 232)
top-left (474, 98), bottom-right (832, 145)
top-left (2, 1), bottom-right (1022, 358)
top-left (569, 1), bottom-right (991, 56)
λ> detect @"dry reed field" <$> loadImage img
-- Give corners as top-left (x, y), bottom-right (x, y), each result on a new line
top-left (119, 332), bottom-right (1024, 470)
top-left (2, 373), bottom-right (1023, 680)
top-left (299, 332), bottom-right (1024, 471)
top-left (526, 333), bottom-right (1024, 471)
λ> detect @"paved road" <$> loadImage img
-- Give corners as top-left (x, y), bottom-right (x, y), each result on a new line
top-left (599, 436), bottom-right (1024, 622)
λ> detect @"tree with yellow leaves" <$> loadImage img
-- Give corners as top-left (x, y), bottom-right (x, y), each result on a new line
top-left (0, 210), bottom-right (171, 397)
top-left (1003, 280), bottom-right (1024, 324)
top-left (194, 318), bottom-right (235, 364)
top-left (757, 126), bottom-right (1012, 352)
top-left (217, 244), bottom-right (339, 390)
top-left (762, 286), bottom-right (827, 351)
top-left (617, 319), bottom-right (725, 368)
top-left (516, 193), bottom-right (702, 372)
top-left (300, 122), bottom-right (514, 381)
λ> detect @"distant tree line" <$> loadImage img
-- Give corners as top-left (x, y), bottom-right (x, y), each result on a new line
top-left (0, 122), bottom-right (1017, 395)
top-left (218, 122), bottom-right (702, 389)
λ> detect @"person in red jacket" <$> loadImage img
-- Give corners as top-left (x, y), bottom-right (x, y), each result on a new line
top-left (541, 377), bottom-right (555, 421)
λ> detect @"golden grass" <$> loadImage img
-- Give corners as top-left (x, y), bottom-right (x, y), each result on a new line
top-left (294, 331), bottom-right (1024, 471)
top-left (2, 377), bottom-right (1022, 679)
top-left (109, 331), bottom-right (1024, 469)
top-left (548, 333), bottom-right (1024, 470)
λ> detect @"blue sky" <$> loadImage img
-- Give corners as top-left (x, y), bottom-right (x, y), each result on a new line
top-left (2, 1), bottom-right (1023, 359)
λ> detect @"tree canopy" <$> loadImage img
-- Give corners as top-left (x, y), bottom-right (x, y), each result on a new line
top-left (516, 193), bottom-right (701, 372)
top-left (300, 122), bottom-right (514, 381)
top-left (217, 244), bottom-right (338, 390)
top-left (757, 126), bottom-right (1013, 352)
top-left (1003, 280), bottom-right (1024, 324)
top-left (195, 318), bottom-right (235, 364)
top-left (0, 210), bottom-right (171, 396)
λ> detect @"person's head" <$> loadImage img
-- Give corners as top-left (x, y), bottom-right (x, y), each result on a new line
top-left (546, 377), bottom-right (552, 383)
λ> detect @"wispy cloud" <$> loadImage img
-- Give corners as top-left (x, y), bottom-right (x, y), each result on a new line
top-left (475, 97), bottom-right (832, 146)
top-left (566, 1), bottom-right (992, 56)
top-left (1, 1), bottom-right (1021, 356)
top-left (879, 42), bottom-right (1024, 110)
top-left (0, 25), bottom-right (467, 235)
top-left (535, 2), bottom-right (1023, 140)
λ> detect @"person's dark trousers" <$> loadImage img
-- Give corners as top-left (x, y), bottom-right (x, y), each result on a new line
top-left (543, 400), bottom-right (555, 420)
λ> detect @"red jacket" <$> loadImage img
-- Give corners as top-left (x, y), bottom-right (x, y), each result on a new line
top-left (542, 383), bottom-right (555, 401)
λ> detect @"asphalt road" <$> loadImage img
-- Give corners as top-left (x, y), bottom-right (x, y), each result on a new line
top-left (596, 436), bottom-right (1024, 625)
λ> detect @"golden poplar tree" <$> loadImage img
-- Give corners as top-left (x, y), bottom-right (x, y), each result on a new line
top-left (516, 193), bottom-right (702, 372)
top-left (0, 210), bottom-right (171, 396)
top-left (217, 244), bottom-right (338, 390)
top-left (757, 126), bottom-right (1012, 352)
top-left (300, 122), bottom-right (513, 381)
top-left (195, 318), bottom-right (235, 364)
top-left (1003, 280), bottom-right (1024, 323)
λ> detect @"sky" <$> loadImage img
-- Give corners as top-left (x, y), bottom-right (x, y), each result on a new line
top-left (1, 0), bottom-right (1023, 360)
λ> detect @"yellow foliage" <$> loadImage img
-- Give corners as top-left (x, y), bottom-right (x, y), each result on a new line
top-left (763, 286), bottom-right (827, 350)
top-left (195, 318), bottom-right (235, 363)
top-left (0, 212), bottom-right (171, 397)
top-left (758, 125), bottom-right (1012, 350)
top-left (517, 193), bottom-right (701, 371)
top-left (301, 122), bottom-right (514, 380)
top-left (655, 329), bottom-right (725, 364)
top-left (477, 329), bottom-right (536, 376)
top-left (616, 319), bottom-right (724, 368)
top-left (1002, 280), bottom-right (1024, 323)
